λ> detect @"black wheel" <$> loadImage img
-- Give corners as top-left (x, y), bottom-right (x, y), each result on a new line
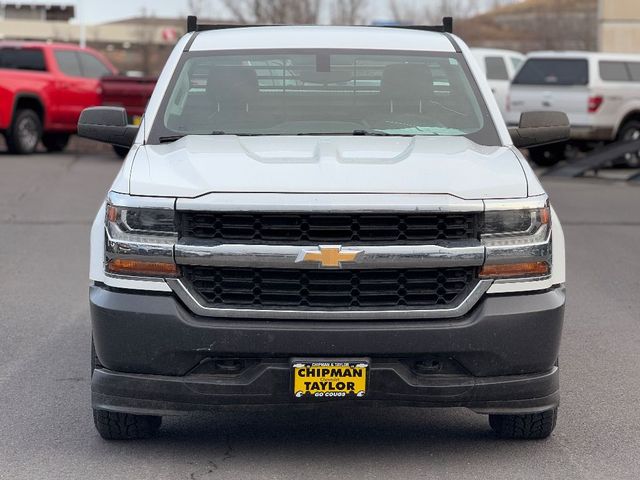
top-left (93, 409), bottom-right (162, 440)
top-left (90, 339), bottom-right (162, 440)
top-left (6, 109), bottom-right (42, 154)
top-left (528, 144), bottom-right (566, 167)
top-left (42, 133), bottom-right (70, 152)
top-left (489, 408), bottom-right (557, 440)
top-left (617, 120), bottom-right (640, 167)
top-left (113, 145), bottom-right (130, 159)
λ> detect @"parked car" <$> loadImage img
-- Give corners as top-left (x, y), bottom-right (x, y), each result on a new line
top-left (507, 51), bottom-right (640, 166)
top-left (81, 18), bottom-right (568, 441)
top-left (471, 48), bottom-right (524, 116)
top-left (0, 41), bottom-right (117, 154)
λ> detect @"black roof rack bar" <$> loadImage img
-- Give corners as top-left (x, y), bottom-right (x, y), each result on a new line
top-left (186, 16), bottom-right (453, 34)
top-left (380, 17), bottom-right (453, 33)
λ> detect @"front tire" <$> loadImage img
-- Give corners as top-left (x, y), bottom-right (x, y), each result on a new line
top-left (93, 410), bottom-right (162, 440)
top-left (42, 133), bottom-right (70, 153)
top-left (489, 408), bottom-right (557, 440)
top-left (528, 144), bottom-right (566, 167)
top-left (6, 109), bottom-right (42, 154)
top-left (91, 339), bottom-right (162, 440)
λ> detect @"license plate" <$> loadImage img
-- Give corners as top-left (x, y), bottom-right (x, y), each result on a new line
top-left (292, 360), bottom-right (368, 399)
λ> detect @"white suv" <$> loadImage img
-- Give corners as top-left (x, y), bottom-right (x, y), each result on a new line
top-left (507, 51), bottom-right (640, 166)
top-left (79, 18), bottom-right (569, 441)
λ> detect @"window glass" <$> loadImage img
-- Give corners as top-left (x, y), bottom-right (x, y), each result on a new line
top-left (0, 47), bottom-right (46, 71)
top-left (485, 56), bottom-right (509, 80)
top-left (513, 58), bottom-right (589, 86)
top-left (600, 61), bottom-right (630, 82)
top-left (54, 51), bottom-right (82, 77)
top-left (151, 49), bottom-right (499, 146)
top-left (78, 52), bottom-right (111, 78)
top-left (510, 56), bottom-right (523, 72)
top-left (627, 62), bottom-right (640, 82)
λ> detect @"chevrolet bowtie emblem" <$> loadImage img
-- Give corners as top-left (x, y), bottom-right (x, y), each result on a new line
top-left (297, 245), bottom-right (363, 268)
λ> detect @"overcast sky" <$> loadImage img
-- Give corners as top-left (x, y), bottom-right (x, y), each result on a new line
top-left (3, 0), bottom-right (515, 25)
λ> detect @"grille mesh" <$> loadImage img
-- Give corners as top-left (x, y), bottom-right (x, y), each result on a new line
top-left (179, 212), bottom-right (478, 245)
top-left (183, 266), bottom-right (477, 310)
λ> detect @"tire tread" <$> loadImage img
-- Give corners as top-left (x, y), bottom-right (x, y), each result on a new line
top-left (93, 409), bottom-right (161, 440)
top-left (489, 408), bottom-right (557, 440)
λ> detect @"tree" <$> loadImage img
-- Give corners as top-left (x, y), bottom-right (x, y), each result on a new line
top-left (389, 0), bottom-right (483, 24)
top-left (135, 7), bottom-right (157, 76)
top-left (331, 0), bottom-right (368, 25)
top-left (223, 0), bottom-right (321, 24)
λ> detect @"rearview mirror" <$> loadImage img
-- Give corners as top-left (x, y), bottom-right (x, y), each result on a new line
top-left (509, 111), bottom-right (570, 149)
top-left (77, 107), bottom-right (138, 148)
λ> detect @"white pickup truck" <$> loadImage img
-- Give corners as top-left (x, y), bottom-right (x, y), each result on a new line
top-left (508, 51), bottom-right (640, 166)
top-left (80, 18), bottom-right (569, 441)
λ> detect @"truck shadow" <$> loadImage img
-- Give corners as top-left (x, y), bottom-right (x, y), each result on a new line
top-left (114, 405), bottom-right (559, 478)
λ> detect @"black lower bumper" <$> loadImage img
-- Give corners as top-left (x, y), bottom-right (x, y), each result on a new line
top-left (90, 285), bottom-right (564, 415)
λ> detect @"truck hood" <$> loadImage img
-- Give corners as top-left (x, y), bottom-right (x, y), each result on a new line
top-left (129, 136), bottom-right (527, 199)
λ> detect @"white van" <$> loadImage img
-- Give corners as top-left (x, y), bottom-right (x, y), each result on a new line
top-left (471, 48), bottom-right (525, 116)
top-left (507, 51), bottom-right (640, 166)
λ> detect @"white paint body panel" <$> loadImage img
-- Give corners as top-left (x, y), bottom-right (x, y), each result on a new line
top-left (189, 26), bottom-right (456, 53)
top-left (129, 136), bottom-right (527, 199)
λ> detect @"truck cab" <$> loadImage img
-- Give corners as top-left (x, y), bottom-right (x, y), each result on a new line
top-left (81, 19), bottom-right (568, 441)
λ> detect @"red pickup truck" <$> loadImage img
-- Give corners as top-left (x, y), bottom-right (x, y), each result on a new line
top-left (0, 41), bottom-right (156, 156)
top-left (100, 75), bottom-right (156, 157)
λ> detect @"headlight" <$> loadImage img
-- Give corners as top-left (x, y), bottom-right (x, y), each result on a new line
top-left (481, 206), bottom-right (550, 246)
top-left (480, 204), bottom-right (551, 280)
top-left (105, 203), bottom-right (178, 277)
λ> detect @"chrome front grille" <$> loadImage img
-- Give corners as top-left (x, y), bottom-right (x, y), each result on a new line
top-left (169, 207), bottom-right (489, 320)
top-left (181, 266), bottom-right (478, 310)
top-left (178, 211), bottom-right (479, 245)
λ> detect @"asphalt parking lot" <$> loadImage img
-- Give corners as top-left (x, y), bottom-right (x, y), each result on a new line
top-left (1, 149), bottom-right (639, 480)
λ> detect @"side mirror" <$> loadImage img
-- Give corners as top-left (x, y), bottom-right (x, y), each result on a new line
top-left (509, 111), bottom-right (570, 149)
top-left (77, 107), bottom-right (138, 148)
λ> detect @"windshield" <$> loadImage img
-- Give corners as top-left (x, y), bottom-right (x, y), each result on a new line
top-left (150, 49), bottom-right (499, 144)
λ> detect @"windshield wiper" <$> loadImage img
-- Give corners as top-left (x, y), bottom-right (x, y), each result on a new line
top-left (158, 135), bottom-right (185, 144)
top-left (353, 129), bottom-right (415, 137)
top-left (159, 132), bottom-right (229, 143)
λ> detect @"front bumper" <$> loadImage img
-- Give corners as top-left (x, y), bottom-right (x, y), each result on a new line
top-left (90, 285), bottom-right (565, 415)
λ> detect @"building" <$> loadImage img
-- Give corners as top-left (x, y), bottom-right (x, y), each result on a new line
top-left (0, 3), bottom-right (232, 75)
top-left (599, 0), bottom-right (640, 53)
top-left (0, 2), bottom-right (73, 21)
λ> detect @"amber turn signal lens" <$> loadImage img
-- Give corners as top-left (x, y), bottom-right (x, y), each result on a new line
top-left (479, 261), bottom-right (550, 279)
top-left (540, 207), bottom-right (551, 225)
top-left (107, 259), bottom-right (179, 277)
top-left (106, 204), bottom-right (118, 222)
